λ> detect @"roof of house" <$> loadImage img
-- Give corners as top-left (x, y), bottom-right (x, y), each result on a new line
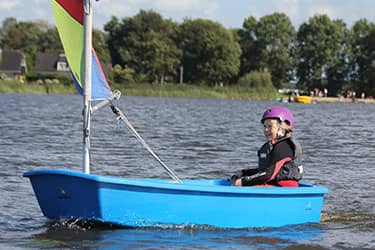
top-left (35, 52), bottom-right (68, 74)
top-left (0, 50), bottom-right (26, 73)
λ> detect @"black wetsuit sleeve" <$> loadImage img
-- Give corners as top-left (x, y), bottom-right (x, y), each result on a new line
top-left (241, 168), bottom-right (259, 176)
top-left (242, 140), bottom-right (294, 186)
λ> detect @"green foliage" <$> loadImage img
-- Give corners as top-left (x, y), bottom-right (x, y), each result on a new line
top-left (0, 80), bottom-right (280, 100)
top-left (178, 19), bottom-right (241, 85)
top-left (324, 20), bottom-right (351, 95)
top-left (110, 82), bottom-right (280, 100)
top-left (93, 28), bottom-right (111, 65)
top-left (296, 15), bottom-right (348, 93)
top-left (38, 27), bottom-right (62, 52)
top-left (1, 20), bottom-right (43, 71)
top-left (238, 70), bottom-right (273, 89)
top-left (26, 72), bottom-right (72, 85)
top-left (1, 10), bottom-right (374, 97)
top-left (361, 25), bottom-right (375, 97)
top-left (237, 13), bottom-right (295, 89)
top-left (0, 18), bottom-right (64, 73)
top-left (111, 64), bottom-right (135, 84)
top-left (0, 80), bottom-right (76, 94)
top-left (255, 13), bottom-right (296, 88)
top-left (236, 16), bottom-right (260, 77)
top-left (105, 10), bottom-right (181, 84)
top-left (0, 18), bottom-right (112, 75)
top-left (0, 17), bottom-right (17, 47)
top-left (350, 20), bottom-right (375, 96)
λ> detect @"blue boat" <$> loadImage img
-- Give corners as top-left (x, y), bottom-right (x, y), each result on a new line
top-left (24, 0), bottom-right (328, 229)
top-left (23, 169), bottom-right (327, 228)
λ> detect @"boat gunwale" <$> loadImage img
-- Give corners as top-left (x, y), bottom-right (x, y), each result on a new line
top-left (23, 168), bottom-right (328, 196)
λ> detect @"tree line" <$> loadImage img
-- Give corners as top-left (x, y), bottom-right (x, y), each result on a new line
top-left (0, 10), bottom-right (374, 97)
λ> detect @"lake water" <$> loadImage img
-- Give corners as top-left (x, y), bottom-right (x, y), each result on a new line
top-left (1, 94), bottom-right (374, 249)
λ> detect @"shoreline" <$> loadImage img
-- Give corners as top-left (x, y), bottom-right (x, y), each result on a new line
top-left (1, 81), bottom-right (374, 104)
top-left (312, 96), bottom-right (375, 104)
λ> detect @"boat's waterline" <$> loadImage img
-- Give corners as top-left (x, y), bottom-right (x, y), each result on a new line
top-left (24, 169), bottom-right (328, 229)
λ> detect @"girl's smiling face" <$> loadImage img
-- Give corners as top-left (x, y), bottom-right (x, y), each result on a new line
top-left (263, 119), bottom-right (281, 143)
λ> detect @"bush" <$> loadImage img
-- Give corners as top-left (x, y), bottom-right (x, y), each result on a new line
top-left (26, 72), bottom-right (72, 85)
top-left (111, 64), bottom-right (135, 84)
top-left (238, 71), bottom-right (274, 89)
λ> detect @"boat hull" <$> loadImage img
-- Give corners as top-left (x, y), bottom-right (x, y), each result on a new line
top-left (24, 169), bottom-right (328, 228)
top-left (294, 95), bottom-right (312, 104)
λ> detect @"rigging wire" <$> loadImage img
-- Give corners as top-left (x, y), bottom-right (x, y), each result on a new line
top-left (109, 96), bottom-right (182, 184)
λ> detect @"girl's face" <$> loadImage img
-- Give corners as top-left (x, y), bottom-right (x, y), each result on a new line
top-left (263, 119), bottom-right (281, 143)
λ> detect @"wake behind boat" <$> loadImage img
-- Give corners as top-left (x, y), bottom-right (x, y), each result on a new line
top-left (24, 0), bottom-right (328, 229)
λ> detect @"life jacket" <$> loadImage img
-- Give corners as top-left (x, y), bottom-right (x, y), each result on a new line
top-left (257, 137), bottom-right (303, 187)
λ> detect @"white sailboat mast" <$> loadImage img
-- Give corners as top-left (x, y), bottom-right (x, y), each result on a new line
top-left (82, 0), bottom-right (93, 174)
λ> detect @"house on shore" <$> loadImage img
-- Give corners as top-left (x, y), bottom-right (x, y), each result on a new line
top-left (1, 50), bottom-right (111, 84)
top-left (0, 50), bottom-right (27, 81)
top-left (35, 52), bottom-right (70, 75)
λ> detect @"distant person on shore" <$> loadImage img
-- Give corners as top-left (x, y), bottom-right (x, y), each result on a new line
top-left (230, 106), bottom-right (303, 187)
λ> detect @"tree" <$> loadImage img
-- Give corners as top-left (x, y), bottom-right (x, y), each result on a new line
top-left (296, 15), bottom-right (347, 94)
top-left (93, 28), bottom-right (111, 65)
top-left (142, 28), bottom-right (181, 84)
top-left (38, 27), bottom-right (63, 52)
top-left (105, 10), bottom-right (181, 83)
top-left (353, 23), bottom-right (375, 96)
top-left (0, 17), bottom-right (17, 47)
top-left (103, 16), bottom-right (122, 67)
top-left (255, 13), bottom-right (296, 88)
top-left (365, 26), bottom-right (375, 97)
top-left (1, 20), bottom-right (43, 71)
top-left (236, 16), bottom-right (261, 77)
top-left (350, 19), bottom-right (374, 93)
top-left (178, 19), bottom-right (241, 85)
top-left (325, 20), bottom-right (351, 94)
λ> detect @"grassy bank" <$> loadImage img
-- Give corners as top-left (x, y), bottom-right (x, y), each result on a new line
top-left (0, 80), bottom-right (76, 95)
top-left (112, 83), bottom-right (280, 100)
top-left (0, 80), bottom-right (281, 100)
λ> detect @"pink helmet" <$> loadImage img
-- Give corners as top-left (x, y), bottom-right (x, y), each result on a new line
top-left (261, 106), bottom-right (294, 129)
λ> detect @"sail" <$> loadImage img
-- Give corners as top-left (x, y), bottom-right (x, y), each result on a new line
top-left (51, 0), bottom-right (112, 100)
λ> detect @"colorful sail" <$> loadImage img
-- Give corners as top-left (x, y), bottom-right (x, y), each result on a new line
top-left (51, 0), bottom-right (112, 100)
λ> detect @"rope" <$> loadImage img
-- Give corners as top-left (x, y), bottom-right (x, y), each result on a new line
top-left (110, 104), bottom-right (182, 184)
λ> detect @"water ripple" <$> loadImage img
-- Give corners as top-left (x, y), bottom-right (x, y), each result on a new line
top-left (1, 94), bottom-right (374, 249)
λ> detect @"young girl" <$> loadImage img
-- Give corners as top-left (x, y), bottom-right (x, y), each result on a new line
top-left (232, 106), bottom-right (303, 187)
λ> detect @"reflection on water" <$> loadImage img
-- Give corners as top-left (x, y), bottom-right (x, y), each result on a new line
top-left (0, 94), bottom-right (374, 249)
top-left (29, 221), bottom-right (325, 250)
